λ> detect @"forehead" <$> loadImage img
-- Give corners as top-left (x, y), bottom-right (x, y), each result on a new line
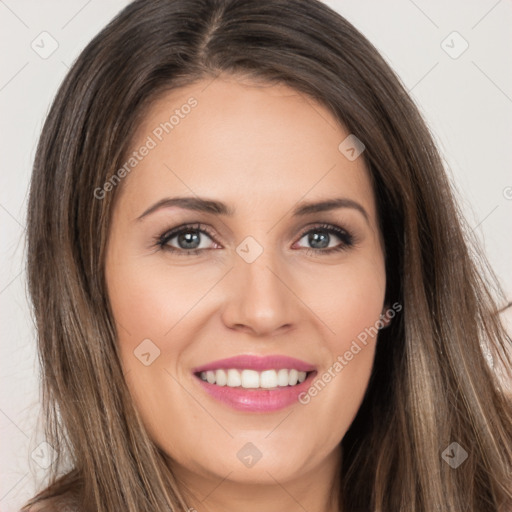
top-left (118, 76), bottom-right (376, 221)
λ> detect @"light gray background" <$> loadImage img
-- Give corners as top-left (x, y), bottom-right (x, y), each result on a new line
top-left (1, 1), bottom-right (511, 510)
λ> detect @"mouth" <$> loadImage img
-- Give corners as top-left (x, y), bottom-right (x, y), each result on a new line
top-left (191, 354), bottom-right (317, 412)
top-left (195, 368), bottom-right (313, 389)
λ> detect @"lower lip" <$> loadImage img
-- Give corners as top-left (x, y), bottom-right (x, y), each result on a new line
top-left (193, 371), bottom-right (317, 412)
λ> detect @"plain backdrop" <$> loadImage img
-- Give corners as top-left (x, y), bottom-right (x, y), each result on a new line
top-left (1, 1), bottom-right (511, 510)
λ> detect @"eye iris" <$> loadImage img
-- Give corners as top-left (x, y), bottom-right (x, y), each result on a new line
top-left (178, 231), bottom-right (201, 249)
top-left (167, 227), bottom-right (343, 251)
top-left (309, 230), bottom-right (330, 249)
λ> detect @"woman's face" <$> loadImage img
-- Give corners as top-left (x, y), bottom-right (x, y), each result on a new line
top-left (105, 75), bottom-right (386, 495)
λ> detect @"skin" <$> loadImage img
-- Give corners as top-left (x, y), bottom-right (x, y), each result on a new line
top-left (105, 75), bottom-right (387, 512)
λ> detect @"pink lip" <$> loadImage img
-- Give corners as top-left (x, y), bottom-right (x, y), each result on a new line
top-left (191, 354), bottom-right (316, 373)
top-left (191, 354), bottom-right (317, 413)
top-left (193, 371), bottom-right (317, 412)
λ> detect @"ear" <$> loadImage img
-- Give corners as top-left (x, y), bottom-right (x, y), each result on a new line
top-left (379, 303), bottom-right (392, 329)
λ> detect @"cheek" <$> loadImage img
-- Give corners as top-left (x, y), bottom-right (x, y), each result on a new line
top-left (106, 258), bottom-right (221, 353)
top-left (105, 257), bottom-right (200, 447)
top-left (301, 251), bottom-right (386, 343)
top-left (295, 256), bottom-right (385, 438)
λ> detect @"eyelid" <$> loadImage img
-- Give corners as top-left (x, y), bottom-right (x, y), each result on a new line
top-left (156, 223), bottom-right (219, 249)
top-left (294, 222), bottom-right (355, 250)
top-left (296, 222), bottom-right (351, 240)
top-left (155, 221), bottom-right (356, 254)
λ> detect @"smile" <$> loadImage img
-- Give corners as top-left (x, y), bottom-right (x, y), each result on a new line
top-left (197, 368), bottom-right (309, 388)
top-left (192, 354), bottom-right (317, 412)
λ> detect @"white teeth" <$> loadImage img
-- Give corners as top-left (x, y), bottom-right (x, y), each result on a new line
top-left (227, 369), bottom-right (241, 387)
top-left (241, 369), bottom-right (259, 388)
top-left (215, 369), bottom-right (227, 386)
top-left (260, 370), bottom-right (277, 389)
top-left (198, 369), bottom-right (309, 388)
top-left (277, 369), bottom-right (289, 387)
top-left (288, 369), bottom-right (298, 386)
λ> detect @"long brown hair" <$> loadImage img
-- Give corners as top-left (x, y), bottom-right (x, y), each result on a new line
top-left (23, 0), bottom-right (512, 510)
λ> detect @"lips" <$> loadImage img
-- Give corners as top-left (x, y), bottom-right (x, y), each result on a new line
top-left (191, 354), bottom-right (316, 373)
top-left (191, 354), bottom-right (317, 412)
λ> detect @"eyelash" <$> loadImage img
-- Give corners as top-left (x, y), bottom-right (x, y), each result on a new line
top-left (154, 222), bottom-right (355, 256)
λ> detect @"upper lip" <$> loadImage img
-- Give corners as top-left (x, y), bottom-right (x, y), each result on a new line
top-left (192, 354), bottom-right (316, 373)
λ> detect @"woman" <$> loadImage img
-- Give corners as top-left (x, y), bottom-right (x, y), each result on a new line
top-left (22, 0), bottom-right (512, 510)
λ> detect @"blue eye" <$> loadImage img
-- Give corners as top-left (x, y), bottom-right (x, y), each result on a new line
top-left (295, 224), bottom-right (354, 254)
top-left (156, 223), bottom-right (216, 256)
top-left (155, 222), bottom-right (355, 256)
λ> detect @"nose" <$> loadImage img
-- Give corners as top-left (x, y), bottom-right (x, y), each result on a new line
top-left (220, 247), bottom-right (300, 337)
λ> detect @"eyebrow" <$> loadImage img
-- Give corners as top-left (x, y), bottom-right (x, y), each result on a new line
top-left (136, 196), bottom-right (369, 223)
